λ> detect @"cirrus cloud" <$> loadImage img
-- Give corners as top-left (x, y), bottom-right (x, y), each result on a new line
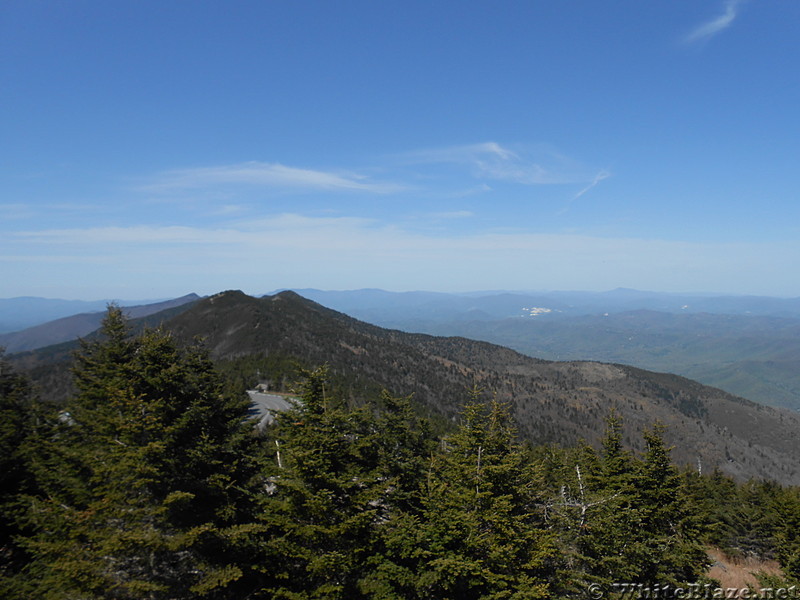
top-left (684, 0), bottom-right (745, 44)
top-left (140, 161), bottom-right (405, 195)
top-left (399, 142), bottom-right (608, 186)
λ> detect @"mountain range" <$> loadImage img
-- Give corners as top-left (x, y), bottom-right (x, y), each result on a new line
top-left (0, 294), bottom-right (200, 353)
top-left (282, 287), bottom-right (800, 320)
top-left (275, 288), bottom-right (800, 411)
top-left (0, 295), bottom-right (200, 334)
top-left (9, 289), bottom-right (800, 486)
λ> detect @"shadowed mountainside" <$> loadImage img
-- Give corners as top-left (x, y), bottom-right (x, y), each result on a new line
top-left (11, 289), bottom-right (800, 485)
top-left (283, 289), bottom-right (800, 411)
top-left (163, 291), bottom-right (800, 485)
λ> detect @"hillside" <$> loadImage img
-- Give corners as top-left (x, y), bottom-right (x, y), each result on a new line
top-left (410, 310), bottom-right (800, 411)
top-left (288, 289), bottom-right (800, 411)
top-left (11, 289), bottom-right (800, 485)
top-left (287, 288), bottom-right (800, 320)
top-left (163, 291), bottom-right (800, 485)
top-left (0, 294), bottom-right (200, 353)
top-left (0, 297), bottom-right (121, 333)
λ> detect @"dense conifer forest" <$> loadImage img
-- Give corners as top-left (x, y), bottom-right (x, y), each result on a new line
top-left (3, 308), bottom-right (800, 599)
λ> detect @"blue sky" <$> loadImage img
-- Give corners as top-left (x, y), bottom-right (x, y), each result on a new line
top-left (2, 0), bottom-right (800, 299)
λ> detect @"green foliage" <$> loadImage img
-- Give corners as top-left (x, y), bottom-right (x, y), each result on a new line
top-left (540, 415), bottom-right (708, 596)
top-left (369, 392), bottom-right (556, 599)
top-left (18, 307), bottom-right (265, 599)
top-left (771, 486), bottom-right (800, 582)
top-left (256, 366), bottom-right (392, 598)
top-left (680, 468), bottom-right (784, 563)
top-left (0, 350), bottom-right (41, 598)
top-left (7, 316), bottom-right (800, 598)
top-left (631, 424), bottom-right (707, 585)
top-left (216, 352), bottom-right (308, 399)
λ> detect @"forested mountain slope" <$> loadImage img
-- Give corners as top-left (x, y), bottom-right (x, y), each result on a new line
top-left (286, 288), bottom-right (800, 411)
top-left (396, 310), bottom-right (800, 411)
top-left (157, 290), bottom-right (800, 485)
top-left (9, 289), bottom-right (800, 484)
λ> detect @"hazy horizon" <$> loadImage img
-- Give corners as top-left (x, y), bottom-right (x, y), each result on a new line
top-left (4, 285), bottom-right (800, 304)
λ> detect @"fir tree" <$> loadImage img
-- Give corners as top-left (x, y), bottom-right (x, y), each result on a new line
top-left (257, 366), bottom-right (390, 599)
top-left (629, 423), bottom-right (707, 586)
top-left (20, 307), bottom-right (265, 599)
top-left (409, 394), bottom-right (556, 599)
top-left (357, 388), bottom-right (437, 598)
top-left (548, 416), bottom-right (707, 593)
top-left (772, 486), bottom-right (800, 582)
top-left (548, 414), bottom-right (640, 591)
top-left (0, 350), bottom-right (40, 598)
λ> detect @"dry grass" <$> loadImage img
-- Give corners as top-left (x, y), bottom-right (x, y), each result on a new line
top-left (705, 547), bottom-right (784, 596)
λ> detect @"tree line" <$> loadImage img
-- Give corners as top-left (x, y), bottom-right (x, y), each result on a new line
top-left (2, 307), bottom-right (800, 599)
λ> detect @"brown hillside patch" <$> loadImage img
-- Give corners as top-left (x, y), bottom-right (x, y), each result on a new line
top-left (706, 547), bottom-right (783, 594)
top-left (339, 341), bottom-right (368, 355)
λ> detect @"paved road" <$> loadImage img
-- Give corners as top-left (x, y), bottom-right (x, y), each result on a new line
top-left (247, 391), bottom-right (295, 429)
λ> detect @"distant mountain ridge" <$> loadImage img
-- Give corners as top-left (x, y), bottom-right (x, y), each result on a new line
top-left (14, 289), bottom-right (798, 485)
top-left (275, 287), bottom-right (800, 320)
top-left (275, 288), bottom-right (800, 411)
top-left (0, 296), bottom-right (194, 334)
top-left (10, 288), bottom-right (800, 485)
top-left (8, 287), bottom-right (800, 410)
top-left (161, 291), bottom-right (800, 485)
top-left (0, 294), bottom-right (200, 353)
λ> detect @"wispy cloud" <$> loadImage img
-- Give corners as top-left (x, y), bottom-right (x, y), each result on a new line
top-left (573, 170), bottom-right (611, 201)
top-left (428, 210), bottom-right (475, 219)
top-left (210, 204), bottom-right (247, 216)
top-left (141, 161), bottom-right (404, 194)
top-left (10, 215), bottom-right (382, 249)
top-left (405, 142), bottom-right (519, 165)
top-left (0, 203), bottom-right (38, 220)
top-left (7, 214), bottom-right (799, 296)
top-left (13, 225), bottom-right (225, 245)
top-left (684, 0), bottom-right (744, 44)
top-left (401, 142), bottom-right (600, 186)
top-left (0, 202), bottom-right (107, 222)
top-left (557, 169), bottom-right (612, 215)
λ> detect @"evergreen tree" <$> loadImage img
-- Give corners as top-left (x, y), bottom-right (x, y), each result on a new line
top-left (0, 350), bottom-right (40, 598)
top-left (406, 395), bottom-right (556, 599)
top-left (548, 416), bottom-right (707, 593)
top-left (772, 486), bottom-right (800, 582)
top-left (629, 423), bottom-right (706, 586)
top-left (548, 414), bottom-right (640, 591)
top-left (257, 366), bottom-right (390, 599)
top-left (20, 307), bottom-right (264, 599)
top-left (357, 388), bottom-right (437, 597)
top-left (597, 411), bottom-right (633, 489)
top-left (368, 389), bottom-right (432, 514)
